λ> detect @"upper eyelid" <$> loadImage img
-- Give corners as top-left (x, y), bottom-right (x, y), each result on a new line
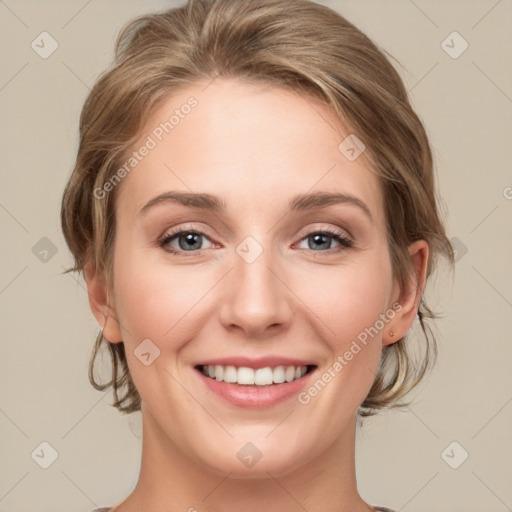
top-left (161, 226), bottom-right (351, 248)
top-left (161, 225), bottom-right (349, 238)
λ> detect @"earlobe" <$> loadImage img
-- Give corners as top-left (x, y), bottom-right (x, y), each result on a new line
top-left (383, 240), bottom-right (429, 346)
top-left (83, 261), bottom-right (123, 343)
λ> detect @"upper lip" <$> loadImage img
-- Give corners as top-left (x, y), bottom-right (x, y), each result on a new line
top-left (194, 356), bottom-right (317, 370)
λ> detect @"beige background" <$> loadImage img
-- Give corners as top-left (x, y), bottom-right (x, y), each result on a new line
top-left (1, 1), bottom-right (511, 511)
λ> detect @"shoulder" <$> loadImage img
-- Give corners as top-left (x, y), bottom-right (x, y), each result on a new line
top-left (89, 509), bottom-right (111, 512)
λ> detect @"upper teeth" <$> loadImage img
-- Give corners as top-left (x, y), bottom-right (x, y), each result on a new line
top-left (201, 365), bottom-right (308, 386)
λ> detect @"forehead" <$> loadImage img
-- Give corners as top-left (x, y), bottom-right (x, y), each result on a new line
top-left (114, 78), bottom-right (384, 224)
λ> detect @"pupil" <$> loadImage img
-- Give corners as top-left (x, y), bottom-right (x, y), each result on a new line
top-left (310, 234), bottom-right (330, 250)
top-left (179, 233), bottom-right (201, 251)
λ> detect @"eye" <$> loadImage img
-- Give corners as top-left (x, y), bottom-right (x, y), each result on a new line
top-left (159, 228), bottom-right (215, 255)
top-left (157, 226), bottom-right (353, 256)
top-left (296, 229), bottom-right (353, 252)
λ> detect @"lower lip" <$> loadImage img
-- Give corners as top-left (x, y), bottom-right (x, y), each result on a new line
top-left (196, 368), bottom-right (316, 408)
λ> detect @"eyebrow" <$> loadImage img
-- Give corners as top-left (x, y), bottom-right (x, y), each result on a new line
top-left (139, 190), bottom-right (373, 222)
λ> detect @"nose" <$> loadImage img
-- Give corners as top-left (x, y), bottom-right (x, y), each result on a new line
top-left (219, 245), bottom-right (294, 339)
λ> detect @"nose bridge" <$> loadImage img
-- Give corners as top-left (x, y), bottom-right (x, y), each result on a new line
top-left (219, 237), bottom-right (292, 335)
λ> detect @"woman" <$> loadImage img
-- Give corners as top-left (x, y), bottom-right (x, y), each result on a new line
top-left (60, 0), bottom-right (454, 510)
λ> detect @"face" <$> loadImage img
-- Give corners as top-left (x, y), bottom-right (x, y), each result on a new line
top-left (93, 78), bottom-right (417, 478)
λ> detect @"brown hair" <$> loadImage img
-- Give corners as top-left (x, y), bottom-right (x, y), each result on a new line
top-left (60, 0), bottom-right (454, 418)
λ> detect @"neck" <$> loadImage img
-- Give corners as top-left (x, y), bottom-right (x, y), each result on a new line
top-left (114, 409), bottom-right (373, 512)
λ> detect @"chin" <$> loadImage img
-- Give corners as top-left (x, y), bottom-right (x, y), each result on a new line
top-left (193, 438), bottom-right (312, 480)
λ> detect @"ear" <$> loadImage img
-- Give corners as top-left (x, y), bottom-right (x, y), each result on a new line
top-left (83, 260), bottom-right (123, 343)
top-left (383, 240), bottom-right (429, 346)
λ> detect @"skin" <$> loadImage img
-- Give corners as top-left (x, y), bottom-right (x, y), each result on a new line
top-left (85, 78), bottom-right (428, 512)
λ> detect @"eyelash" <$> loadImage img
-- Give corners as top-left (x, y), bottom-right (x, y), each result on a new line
top-left (158, 225), bottom-right (353, 257)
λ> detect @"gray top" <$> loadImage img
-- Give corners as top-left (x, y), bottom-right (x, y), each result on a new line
top-left (91, 508), bottom-right (395, 512)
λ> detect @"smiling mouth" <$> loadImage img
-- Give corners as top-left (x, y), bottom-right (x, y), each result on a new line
top-left (195, 364), bottom-right (317, 386)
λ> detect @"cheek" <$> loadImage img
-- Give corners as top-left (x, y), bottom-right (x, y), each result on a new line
top-left (294, 255), bottom-right (393, 341)
top-left (112, 226), bottom-right (393, 349)
top-left (112, 250), bottom-right (220, 343)
top-left (290, 260), bottom-right (392, 421)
